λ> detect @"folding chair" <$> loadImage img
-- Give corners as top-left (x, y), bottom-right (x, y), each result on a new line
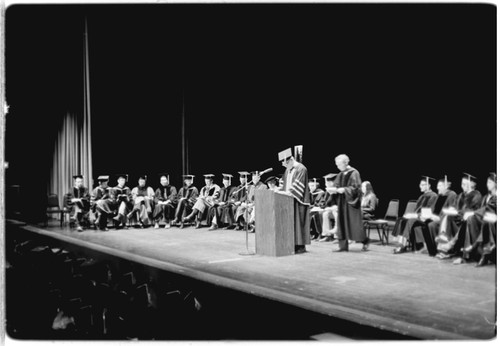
top-left (46, 194), bottom-right (70, 227)
top-left (364, 199), bottom-right (400, 245)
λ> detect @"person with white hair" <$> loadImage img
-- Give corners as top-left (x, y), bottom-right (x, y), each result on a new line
top-left (328, 154), bottom-right (369, 252)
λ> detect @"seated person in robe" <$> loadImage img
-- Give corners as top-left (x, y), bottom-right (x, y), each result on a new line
top-left (308, 178), bottom-right (325, 239)
top-left (207, 174), bottom-right (236, 230)
top-left (450, 173), bottom-right (496, 265)
top-left (128, 175), bottom-right (155, 227)
top-left (173, 175), bottom-right (199, 228)
top-left (64, 174), bottom-right (91, 232)
top-left (90, 175), bottom-right (111, 230)
top-left (111, 174), bottom-right (133, 229)
top-left (361, 181), bottom-right (378, 221)
top-left (434, 173), bottom-right (483, 259)
top-left (153, 173), bottom-right (178, 229)
top-left (235, 171), bottom-right (267, 231)
top-left (393, 176), bottom-right (438, 254)
top-left (317, 173), bottom-right (338, 242)
top-left (183, 174), bottom-right (221, 228)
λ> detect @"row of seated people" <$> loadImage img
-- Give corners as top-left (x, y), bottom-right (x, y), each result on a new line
top-left (307, 172), bottom-right (497, 267)
top-left (388, 173), bottom-right (497, 267)
top-left (64, 171), bottom-right (281, 232)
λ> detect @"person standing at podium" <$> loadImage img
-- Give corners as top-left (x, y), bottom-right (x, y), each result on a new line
top-left (329, 154), bottom-right (369, 252)
top-left (277, 148), bottom-right (311, 254)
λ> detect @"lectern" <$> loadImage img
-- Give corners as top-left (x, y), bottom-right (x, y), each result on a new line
top-left (255, 189), bottom-right (295, 256)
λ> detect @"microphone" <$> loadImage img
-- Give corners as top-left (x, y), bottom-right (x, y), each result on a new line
top-left (258, 168), bottom-right (273, 176)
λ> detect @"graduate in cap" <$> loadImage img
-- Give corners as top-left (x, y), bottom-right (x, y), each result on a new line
top-left (309, 178), bottom-right (325, 206)
top-left (228, 172), bottom-right (250, 230)
top-left (265, 176), bottom-right (280, 191)
top-left (183, 174), bottom-right (221, 228)
top-left (111, 174), bottom-right (132, 229)
top-left (173, 175), bottom-right (199, 228)
top-left (328, 154), bottom-right (369, 252)
top-left (153, 174), bottom-right (178, 229)
top-left (90, 175), bottom-right (111, 230)
top-left (234, 170), bottom-right (267, 232)
top-left (452, 172), bottom-right (497, 265)
top-left (435, 173), bottom-right (483, 259)
top-left (128, 175), bottom-right (155, 227)
top-left (411, 175), bottom-right (458, 256)
top-left (317, 173), bottom-right (339, 242)
top-left (206, 174), bottom-right (237, 230)
top-left (64, 174), bottom-right (91, 232)
top-left (393, 176), bottom-right (438, 254)
top-left (276, 147), bottom-right (311, 253)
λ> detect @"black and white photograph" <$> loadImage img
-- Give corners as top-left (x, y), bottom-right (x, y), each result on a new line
top-left (1, 0), bottom-right (497, 343)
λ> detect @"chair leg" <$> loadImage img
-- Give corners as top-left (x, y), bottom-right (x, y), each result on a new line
top-left (376, 225), bottom-right (383, 244)
top-left (60, 212), bottom-right (64, 227)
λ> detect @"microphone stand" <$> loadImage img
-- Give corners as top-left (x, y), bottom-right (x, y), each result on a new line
top-left (239, 178), bottom-right (255, 256)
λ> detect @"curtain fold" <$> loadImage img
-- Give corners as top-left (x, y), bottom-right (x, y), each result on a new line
top-left (48, 111), bottom-right (93, 209)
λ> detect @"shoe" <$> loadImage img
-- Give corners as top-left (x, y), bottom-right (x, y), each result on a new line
top-left (248, 226), bottom-right (255, 233)
top-left (100, 227), bottom-right (109, 232)
top-left (235, 225), bottom-right (243, 231)
top-left (436, 253), bottom-right (451, 260)
top-left (223, 224), bottom-right (235, 230)
top-left (154, 222), bottom-right (159, 229)
top-left (362, 242), bottom-right (370, 252)
top-left (77, 226), bottom-right (83, 232)
top-left (453, 258), bottom-right (465, 265)
top-left (195, 221), bottom-right (202, 229)
top-left (208, 224), bottom-right (218, 231)
top-left (164, 222), bottom-right (171, 229)
top-left (295, 247), bottom-right (306, 254)
top-left (319, 236), bottom-right (333, 242)
top-left (334, 248), bottom-right (348, 252)
top-left (476, 256), bottom-right (488, 267)
top-left (179, 222), bottom-right (184, 229)
top-left (393, 247), bottom-right (406, 254)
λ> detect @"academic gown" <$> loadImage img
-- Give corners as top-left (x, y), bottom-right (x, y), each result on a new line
top-left (64, 186), bottom-right (91, 225)
top-left (332, 166), bottom-right (365, 246)
top-left (207, 185), bottom-right (237, 226)
top-left (282, 162), bottom-right (311, 246)
top-left (153, 185), bottom-right (178, 222)
top-left (174, 186), bottom-right (199, 221)
top-left (400, 190), bottom-right (438, 239)
top-left (462, 194), bottom-right (496, 259)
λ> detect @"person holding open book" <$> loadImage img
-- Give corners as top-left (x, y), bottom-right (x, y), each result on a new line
top-left (393, 176), bottom-right (438, 254)
top-left (434, 173), bottom-right (483, 259)
top-left (449, 173), bottom-right (496, 265)
top-left (408, 176), bottom-right (458, 256)
top-left (361, 181), bottom-right (378, 221)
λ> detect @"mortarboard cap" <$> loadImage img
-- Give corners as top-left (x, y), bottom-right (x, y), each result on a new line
top-left (309, 178), bottom-right (319, 184)
top-left (97, 175), bottom-right (109, 182)
top-left (138, 175), bottom-right (147, 180)
top-left (203, 174), bottom-right (215, 179)
top-left (265, 176), bottom-right (278, 184)
top-left (462, 172), bottom-right (477, 183)
top-left (73, 174), bottom-right (83, 179)
top-left (251, 170), bottom-right (260, 176)
top-left (222, 173), bottom-right (233, 180)
top-left (421, 175), bottom-right (435, 185)
top-left (116, 174), bottom-right (128, 181)
top-left (278, 148), bottom-right (293, 162)
top-left (323, 173), bottom-right (337, 181)
top-left (183, 174), bottom-right (195, 180)
top-left (238, 171), bottom-right (250, 177)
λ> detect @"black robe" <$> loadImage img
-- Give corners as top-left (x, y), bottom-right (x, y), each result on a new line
top-left (282, 162), bottom-right (311, 246)
top-left (332, 166), bottom-right (365, 245)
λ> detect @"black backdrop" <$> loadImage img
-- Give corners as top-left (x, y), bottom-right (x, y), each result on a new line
top-left (5, 3), bottom-right (496, 221)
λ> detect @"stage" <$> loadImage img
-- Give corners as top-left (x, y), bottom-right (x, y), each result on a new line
top-left (6, 219), bottom-right (497, 340)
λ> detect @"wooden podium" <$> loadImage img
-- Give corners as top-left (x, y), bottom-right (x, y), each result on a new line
top-left (255, 189), bottom-right (295, 256)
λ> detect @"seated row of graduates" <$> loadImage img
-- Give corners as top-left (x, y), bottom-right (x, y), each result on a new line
top-left (64, 171), bottom-right (280, 231)
top-left (388, 173), bottom-right (496, 267)
top-left (306, 172), bottom-right (497, 266)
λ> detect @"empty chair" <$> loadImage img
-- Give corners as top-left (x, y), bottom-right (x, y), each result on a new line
top-left (364, 199), bottom-right (400, 245)
top-left (46, 194), bottom-right (70, 227)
